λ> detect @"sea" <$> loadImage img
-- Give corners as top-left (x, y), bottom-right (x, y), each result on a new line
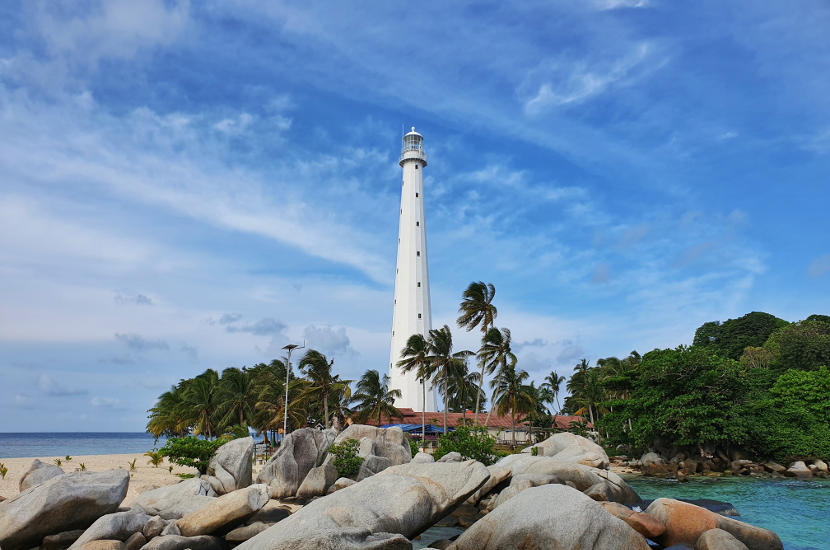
top-left (0, 432), bottom-right (167, 458)
top-left (2, 435), bottom-right (827, 549)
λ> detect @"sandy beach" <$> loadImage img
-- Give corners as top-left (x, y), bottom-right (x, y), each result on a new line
top-left (0, 453), bottom-right (202, 505)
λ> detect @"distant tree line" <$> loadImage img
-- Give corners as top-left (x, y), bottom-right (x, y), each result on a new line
top-left (562, 312), bottom-right (830, 461)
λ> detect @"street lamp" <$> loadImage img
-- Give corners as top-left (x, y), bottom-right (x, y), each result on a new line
top-left (282, 342), bottom-right (305, 438)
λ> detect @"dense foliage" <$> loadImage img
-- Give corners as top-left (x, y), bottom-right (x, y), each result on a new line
top-left (159, 436), bottom-right (226, 474)
top-left (433, 425), bottom-right (497, 465)
top-left (568, 312), bottom-right (830, 462)
top-left (328, 439), bottom-right (363, 477)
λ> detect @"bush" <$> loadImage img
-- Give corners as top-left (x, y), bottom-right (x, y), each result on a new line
top-left (409, 439), bottom-right (420, 457)
top-left (159, 437), bottom-right (224, 475)
top-left (433, 425), bottom-right (496, 465)
top-left (328, 439), bottom-right (363, 477)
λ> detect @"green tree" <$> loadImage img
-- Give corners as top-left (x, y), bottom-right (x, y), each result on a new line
top-left (478, 327), bottom-right (517, 426)
top-left (426, 325), bottom-right (471, 434)
top-left (433, 424), bottom-right (496, 465)
top-left (184, 370), bottom-right (220, 439)
top-left (438, 354), bottom-right (483, 420)
top-left (491, 363), bottom-right (535, 446)
top-left (541, 370), bottom-right (566, 414)
top-left (763, 318), bottom-right (830, 373)
top-left (693, 311), bottom-right (788, 360)
top-left (296, 350), bottom-right (351, 429)
top-left (457, 281), bottom-right (498, 424)
top-left (351, 369), bottom-right (402, 425)
top-left (217, 367), bottom-right (255, 430)
top-left (147, 383), bottom-right (189, 438)
top-left (398, 333), bottom-right (437, 445)
top-left (159, 437), bottom-right (224, 475)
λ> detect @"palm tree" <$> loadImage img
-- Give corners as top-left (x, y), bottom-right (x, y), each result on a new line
top-left (491, 364), bottom-right (535, 446)
top-left (478, 327), bottom-right (517, 426)
top-left (456, 281), bottom-right (497, 424)
top-left (297, 350), bottom-right (351, 429)
top-left (436, 354), bottom-right (482, 421)
top-left (351, 369), bottom-right (402, 425)
top-left (425, 325), bottom-right (469, 434)
top-left (147, 382), bottom-right (189, 438)
top-left (398, 333), bottom-right (436, 446)
top-left (541, 370), bottom-right (566, 414)
top-left (185, 370), bottom-right (220, 439)
top-left (217, 367), bottom-right (255, 430)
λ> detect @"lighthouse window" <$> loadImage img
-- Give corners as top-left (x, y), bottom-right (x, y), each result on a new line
top-left (416, 221), bottom-right (419, 226)
top-left (417, 282), bottom-right (421, 287)
top-left (415, 193), bottom-right (419, 197)
top-left (415, 165), bottom-right (418, 170)
top-left (416, 251), bottom-right (420, 256)
top-left (418, 313), bottom-right (422, 319)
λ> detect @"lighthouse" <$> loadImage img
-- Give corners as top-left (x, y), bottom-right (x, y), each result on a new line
top-left (388, 127), bottom-right (437, 411)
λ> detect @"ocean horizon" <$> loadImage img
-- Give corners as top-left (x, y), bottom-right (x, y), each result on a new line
top-left (0, 432), bottom-right (169, 459)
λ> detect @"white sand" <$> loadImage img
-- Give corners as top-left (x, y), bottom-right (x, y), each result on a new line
top-left (0, 453), bottom-right (200, 505)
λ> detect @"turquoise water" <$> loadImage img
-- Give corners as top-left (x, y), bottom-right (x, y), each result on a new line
top-left (627, 476), bottom-right (830, 550)
top-left (0, 433), bottom-right (166, 458)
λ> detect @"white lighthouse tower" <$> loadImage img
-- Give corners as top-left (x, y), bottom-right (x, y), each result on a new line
top-left (388, 127), bottom-right (436, 411)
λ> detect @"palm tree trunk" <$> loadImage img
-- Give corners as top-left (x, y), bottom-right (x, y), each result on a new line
top-left (443, 373), bottom-right (448, 435)
top-left (239, 408), bottom-right (244, 428)
top-left (475, 362), bottom-right (485, 425)
top-left (511, 407), bottom-right (516, 447)
top-left (421, 379), bottom-right (426, 450)
top-left (323, 390), bottom-right (329, 429)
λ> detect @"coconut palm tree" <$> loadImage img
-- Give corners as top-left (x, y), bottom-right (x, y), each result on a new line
top-left (217, 367), bottom-right (255, 430)
top-left (296, 350), bottom-right (351, 429)
top-left (351, 369), bottom-right (402, 425)
top-left (185, 370), bottom-right (220, 439)
top-left (435, 354), bottom-right (482, 421)
top-left (147, 382), bottom-right (189, 438)
top-left (491, 364), bottom-right (535, 447)
top-left (425, 325), bottom-right (470, 434)
top-left (456, 281), bottom-right (497, 423)
top-left (541, 370), bottom-right (566, 414)
top-left (478, 327), bottom-right (517, 426)
top-left (398, 333), bottom-right (436, 446)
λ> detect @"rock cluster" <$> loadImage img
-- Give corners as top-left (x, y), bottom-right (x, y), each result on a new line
top-left (625, 449), bottom-right (829, 480)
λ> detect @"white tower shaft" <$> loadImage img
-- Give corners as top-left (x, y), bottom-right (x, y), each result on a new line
top-left (388, 128), bottom-right (436, 412)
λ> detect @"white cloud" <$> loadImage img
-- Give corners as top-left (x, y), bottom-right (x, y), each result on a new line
top-left (90, 396), bottom-right (122, 408)
top-left (808, 254), bottom-right (830, 277)
top-left (37, 374), bottom-right (87, 396)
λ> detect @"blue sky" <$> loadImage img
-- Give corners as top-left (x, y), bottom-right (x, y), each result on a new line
top-left (1, 1), bottom-right (828, 431)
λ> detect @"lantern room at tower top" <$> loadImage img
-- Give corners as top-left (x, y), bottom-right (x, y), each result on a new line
top-left (400, 127), bottom-right (428, 166)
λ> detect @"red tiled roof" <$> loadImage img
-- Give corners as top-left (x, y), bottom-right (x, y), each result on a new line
top-left (361, 408), bottom-right (588, 430)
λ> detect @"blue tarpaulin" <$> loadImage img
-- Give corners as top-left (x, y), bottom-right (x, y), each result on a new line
top-left (380, 423), bottom-right (451, 434)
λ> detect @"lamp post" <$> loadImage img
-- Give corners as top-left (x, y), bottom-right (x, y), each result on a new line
top-left (282, 343), bottom-right (304, 438)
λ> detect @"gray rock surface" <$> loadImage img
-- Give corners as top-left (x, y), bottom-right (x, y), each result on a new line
top-left (124, 532), bottom-right (147, 550)
top-left (19, 458), bottom-right (65, 492)
top-left (237, 460), bottom-right (489, 549)
top-left (326, 424), bottom-right (411, 477)
top-left (69, 509), bottom-right (151, 549)
top-left (437, 452), bottom-right (462, 463)
top-left (225, 522), bottom-right (271, 543)
top-left (42, 529), bottom-right (86, 550)
top-left (523, 432), bottom-right (610, 469)
top-left (467, 466), bottom-right (511, 505)
top-left (138, 534), bottom-right (224, 550)
top-left (131, 478), bottom-right (216, 519)
top-left (81, 541), bottom-right (124, 550)
top-left (495, 454), bottom-right (640, 505)
top-left (448, 484), bottom-right (649, 550)
top-left (326, 477), bottom-right (356, 494)
top-left (296, 463), bottom-right (339, 498)
top-left (412, 452), bottom-right (434, 464)
top-left (0, 469), bottom-right (129, 549)
top-left (696, 528), bottom-right (750, 550)
top-left (785, 461), bottom-right (812, 477)
top-left (204, 436), bottom-right (254, 495)
top-left (142, 516), bottom-right (165, 539)
top-left (176, 484), bottom-right (269, 536)
top-left (256, 428), bottom-right (337, 498)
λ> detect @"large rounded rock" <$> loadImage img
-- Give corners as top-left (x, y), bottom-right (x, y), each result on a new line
top-left (523, 432), bottom-right (610, 469)
top-left (237, 460), bottom-right (489, 549)
top-left (467, 465), bottom-right (511, 505)
top-left (19, 458), bottom-right (65, 492)
top-left (785, 461), bottom-right (812, 478)
top-left (140, 534), bottom-right (224, 549)
top-left (448, 484), bottom-right (649, 550)
top-left (204, 436), bottom-right (254, 494)
top-left (68, 509), bottom-right (151, 549)
top-left (132, 478), bottom-right (216, 519)
top-left (645, 498), bottom-right (782, 550)
top-left (696, 528), bottom-right (750, 550)
top-left (495, 454), bottom-right (640, 505)
top-left (256, 428), bottom-right (337, 498)
top-left (296, 463), bottom-right (339, 498)
top-left (0, 470), bottom-right (129, 549)
top-left (600, 501), bottom-right (666, 539)
top-left (330, 424), bottom-right (411, 469)
top-left (176, 484), bottom-right (269, 536)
